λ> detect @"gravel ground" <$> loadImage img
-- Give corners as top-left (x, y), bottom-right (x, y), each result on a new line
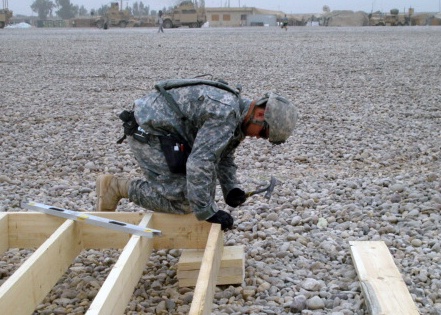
top-left (1, 26), bottom-right (441, 314)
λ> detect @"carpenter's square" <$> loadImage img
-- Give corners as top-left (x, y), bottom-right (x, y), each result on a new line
top-left (21, 201), bottom-right (162, 238)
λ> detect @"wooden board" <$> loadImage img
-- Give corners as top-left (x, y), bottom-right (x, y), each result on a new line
top-left (0, 213), bottom-right (8, 255)
top-left (6, 212), bottom-right (143, 249)
top-left (0, 220), bottom-right (83, 315)
top-left (179, 246), bottom-right (244, 270)
top-left (151, 213), bottom-right (212, 250)
top-left (349, 241), bottom-right (419, 315)
top-left (86, 214), bottom-right (154, 315)
top-left (5, 212), bottom-right (212, 249)
top-left (189, 224), bottom-right (224, 315)
top-left (177, 246), bottom-right (244, 287)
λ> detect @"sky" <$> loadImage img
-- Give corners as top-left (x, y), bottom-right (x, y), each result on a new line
top-left (7, 0), bottom-right (441, 17)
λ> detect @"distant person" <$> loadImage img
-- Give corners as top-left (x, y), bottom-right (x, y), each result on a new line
top-left (281, 15), bottom-right (288, 30)
top-left (158, 10), bottom-right (164, 33)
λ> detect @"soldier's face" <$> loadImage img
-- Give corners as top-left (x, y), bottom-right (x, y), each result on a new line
top-left (245, 107), bottom-right (267, 138)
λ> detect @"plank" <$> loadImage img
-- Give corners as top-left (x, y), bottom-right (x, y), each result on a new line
top-left (7, 212), bottom-right (210, 250)
top-left (0, 213), bottom-right (8, 254)
top-left (177, 246), bottom-right (244, 287)
top-left (0, 220), bottom-right (83, 315)
top-left (189, 224), bottom-right (224, 315)
top-left (7, 213), bottom-right (64, 248)
top-left (81, 212), bottom-right (143, 249)
top-left (178, 268), bottom-right (243, 287)
top-left (86, 214), bottom-right (154, 315)
top-left (151, 213), bottom-right (212, 250)
top-left (179, 246), bottom-right (244, 270)
top-left (7, 212), bottom-right (143, 249)
top-left (22, 202), bottom-right (161, 238)
top-left (349, 241), bottom-right (419, 315)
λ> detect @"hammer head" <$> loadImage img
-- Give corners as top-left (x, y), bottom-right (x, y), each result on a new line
top-left (264, 176), bottom-right (280, 200)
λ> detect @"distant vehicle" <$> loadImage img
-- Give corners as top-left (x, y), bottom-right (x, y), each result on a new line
top-left (0, 8), bottom-right (13, 28)
top-left (162, 1), bottom-right (206, 28)
top-left (94, 2), bottom-right (138, 28)
top-left (369, 8), bottom-right (413, 26)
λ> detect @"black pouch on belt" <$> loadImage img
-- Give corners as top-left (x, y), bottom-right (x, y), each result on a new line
top-left (158, 135), bottom-right (191, 174)
top-left (117, 110), bottom-right (150, 144)
top-left (117, 110), bottom-right (138, 144)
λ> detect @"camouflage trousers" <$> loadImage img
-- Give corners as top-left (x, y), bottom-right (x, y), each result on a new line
top-left (127, 136), bottom-right (191, 215)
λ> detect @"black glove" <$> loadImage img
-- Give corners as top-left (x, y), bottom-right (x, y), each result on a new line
top-left (206, 210), bottom-right (234, 231)
top-left (225, 188), bottom-right (247, 208)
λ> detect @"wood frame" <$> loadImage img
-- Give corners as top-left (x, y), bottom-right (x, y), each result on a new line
top-left (0, 212), bottom-right (223, 315)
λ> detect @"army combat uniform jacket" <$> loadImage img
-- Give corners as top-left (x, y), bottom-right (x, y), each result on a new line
top-left (127, 83), bottom-right (250, 221)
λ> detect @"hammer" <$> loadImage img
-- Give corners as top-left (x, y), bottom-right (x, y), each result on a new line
top-left (245, 176), bottom-right (280, 200)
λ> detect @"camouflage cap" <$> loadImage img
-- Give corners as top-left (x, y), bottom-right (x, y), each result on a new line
top-left (263, 93), bottom-right (298, 144)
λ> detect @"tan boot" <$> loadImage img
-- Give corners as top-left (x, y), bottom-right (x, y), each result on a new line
top-left (96, 174), bottom-right (130, 211)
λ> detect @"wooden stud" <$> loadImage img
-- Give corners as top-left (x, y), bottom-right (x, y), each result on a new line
top-left (86, 214), bottom-right (154, 315)
top-left (350, 241), bottom-right (419, 315)
top-left (7, 213), bottom-right (64, 248)
top-left (6, 212), bottom-right (143, 249)
top-left (151, 213), bottom-right (212, 250)
top-left (5, 212), bottom-right (211, 250)
top-left (0, 213), bottom-right (8, 255)
top-left (0, 220), bottom-right (83, 315)
top-left (177, 246), bottom-right (244, 287)
top-left (189, 224), bottom-right (224, 315)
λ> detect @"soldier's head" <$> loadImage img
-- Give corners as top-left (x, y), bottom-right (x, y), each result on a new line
top-left (242, 93), bottom-right (298, 144)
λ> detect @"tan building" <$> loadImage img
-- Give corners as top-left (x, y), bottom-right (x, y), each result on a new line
top-left (205, 7), bottom-right (287, 27)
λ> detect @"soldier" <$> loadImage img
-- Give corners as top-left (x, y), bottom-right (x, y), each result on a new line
top-left (96, 79), bottom-right (298, 231)
top-left (157, 10), bottom-right (164, 33)
top-left (281, 15), bottom-right (289, 30)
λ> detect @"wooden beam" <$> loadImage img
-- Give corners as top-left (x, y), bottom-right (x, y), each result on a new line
top-left (349, 241), bottom-right (419, 315)
top-left (151, 213), bottom-right (212, 250)
top-left (7, 213), bottom-right (64, 248)
top-left (189, 224), bottom-right (224, 315)
top-left (7, 212), bottom-right (143, 249)
top-left (0, 220), bottom-right (83, 315)
top-left (81, 212), bottom-right (143, 249)
top-left (86, 214), bottom-right (154, 315)
top-left (0, 213), bottom-right (8, 255)
top-left (7, 212), bottom-right (210, 249)
top-left (177, 246), bottom-right (244, 287)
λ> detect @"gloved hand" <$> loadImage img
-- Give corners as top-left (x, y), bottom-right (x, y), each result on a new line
top-left (206, 210), bottom-right (234, 231)
top-left (225, 188), bottom-right (247, 208)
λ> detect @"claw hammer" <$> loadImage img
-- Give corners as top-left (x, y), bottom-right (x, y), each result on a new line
top-left (245, 176), bottom-right (280, 200)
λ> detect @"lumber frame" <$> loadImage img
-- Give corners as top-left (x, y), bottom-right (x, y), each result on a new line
top-left (0, 212), bottom-right (226, 314)
top-left (350, 241), bottom-right (419, 315)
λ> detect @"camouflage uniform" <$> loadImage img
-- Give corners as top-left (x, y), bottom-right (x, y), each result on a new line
top-left (127, 84), bottom-right (250, 221)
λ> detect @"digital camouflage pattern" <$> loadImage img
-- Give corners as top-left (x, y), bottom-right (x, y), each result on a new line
top-left (264, 93), bottom-right (298, 144)
top-left (127, 84), bottom-right (251, 220)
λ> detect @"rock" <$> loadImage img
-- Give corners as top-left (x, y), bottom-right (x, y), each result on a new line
top-left (2, 26), bottom-right (439, 315)
top-left (306, 296), bottom-right (325, 310)
top-left (290, 295), bottom-right (307, 312)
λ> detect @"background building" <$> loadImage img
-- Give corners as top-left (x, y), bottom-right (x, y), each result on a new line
top-left (205, 7), bottom-right (289, 27)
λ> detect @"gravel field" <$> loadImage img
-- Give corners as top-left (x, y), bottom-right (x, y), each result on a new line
top-left (1, 26), bottom-right (441, 314)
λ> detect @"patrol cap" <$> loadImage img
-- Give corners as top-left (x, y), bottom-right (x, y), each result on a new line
top-left (261, 93), bottom-right (298, 144)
